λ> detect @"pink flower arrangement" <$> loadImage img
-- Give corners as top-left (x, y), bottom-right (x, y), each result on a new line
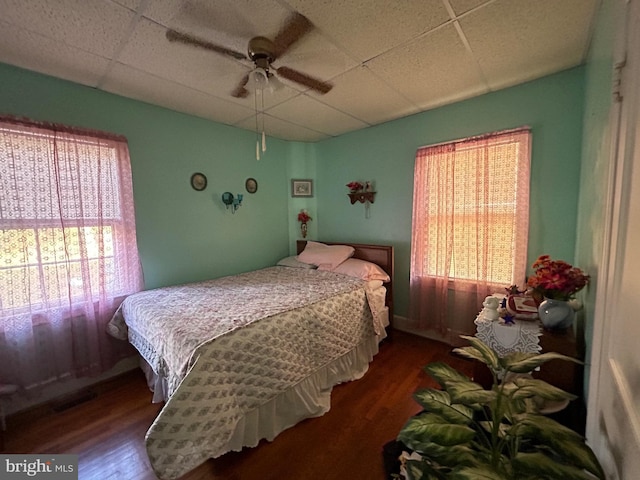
top-left (346, 181), bottom-right (364, 192)
top-left (527, 255), bottom-right (590, 301)
top-left (297, 210), bottom-right (312, 223)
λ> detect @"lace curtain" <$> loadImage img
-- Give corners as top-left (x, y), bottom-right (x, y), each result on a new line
top-left (409, 128), bottom-right (531, 344)
top-left (0, 116), bottom-right (143, 389)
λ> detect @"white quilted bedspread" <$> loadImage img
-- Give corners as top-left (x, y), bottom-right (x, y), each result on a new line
top-left (107, 266), bottom-right (381, 479)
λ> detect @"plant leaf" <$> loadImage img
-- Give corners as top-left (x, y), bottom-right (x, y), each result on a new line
top-left (515, 416), bottom-right (605, 478)
top-left (445, 379), bottom-right (497, 405)
top-left (413, 388), bottom-right (474, 424)
top-left (448, 466), bottom-right (511, 480)
top-left (502, 351), bottom-right (583, 373)
top-left (512, 452), bottom-right (605, 480)
top-left (424, 361), bottom-right (470, 386)
top-left (511, 377), bottom-right (577, 402)
top-left (403, 459), bottom-right (444, 480)
top-left (398, 412), bottom-right (476, 449)
top-left (425, 362), bottom-right (496, 405)
top-left (457, 335), bottom-right (500, 372)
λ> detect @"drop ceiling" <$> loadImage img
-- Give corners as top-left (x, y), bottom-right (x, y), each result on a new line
top-left (0, 0), bottom-right (600, 142)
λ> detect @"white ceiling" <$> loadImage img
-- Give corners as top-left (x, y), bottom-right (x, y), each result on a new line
top-left (0, 0), bottom-right (600, 142)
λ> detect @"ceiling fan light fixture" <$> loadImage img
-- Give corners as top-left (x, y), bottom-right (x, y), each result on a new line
top-left (246, 68), bottom-right (269, 92)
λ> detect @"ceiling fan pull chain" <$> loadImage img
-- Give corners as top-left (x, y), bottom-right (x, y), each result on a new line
top-left (256, 139), bottom-right (260, 160)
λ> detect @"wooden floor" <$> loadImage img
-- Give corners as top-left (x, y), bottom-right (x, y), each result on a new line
top-left (1, 331), bottom-right (474, 480)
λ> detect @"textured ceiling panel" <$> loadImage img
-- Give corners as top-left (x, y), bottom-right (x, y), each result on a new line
top-left (0, 0), bottom-right (136, 59)
top-left (461, 0), bottom-right (599, 90)
top-left (117, 18), bottom-right (249, 97)
top-left (319, 65), bottom-right (420, 125)
top-left (142, 0), bottom-right (292, 56)
top-left (0, 0), bottom-right (600, 141)
top-left (0, 20), bottom-right (110, 88)
top-left (102, 63), bottom-right (256, 126)
top-left (235, 113), bottom-right (331, 143)
top-left (287, 0), bottom-right (450, 62)
top-left (447, 0), bottom-right (490, 16)
top-left (367, 24), bottom-right (489, 110)
top-left (266, 94), bottom-right (368, 136)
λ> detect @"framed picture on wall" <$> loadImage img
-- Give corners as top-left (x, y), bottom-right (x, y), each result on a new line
top-left (291, 179), bottom-right (313, 197)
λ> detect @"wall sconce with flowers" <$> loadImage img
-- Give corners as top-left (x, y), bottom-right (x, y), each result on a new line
top-left (346, 180), bottom-right (376, 204)
top-left (297, 209), bottom-right (312, 238)
top-left (222, 192), bottom-right (243, 213)
top-left (346, 180), bottom-right (376, 218)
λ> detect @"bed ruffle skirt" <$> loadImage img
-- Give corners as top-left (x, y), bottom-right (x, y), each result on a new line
top-left (143, 332), bottom-right (382, 479)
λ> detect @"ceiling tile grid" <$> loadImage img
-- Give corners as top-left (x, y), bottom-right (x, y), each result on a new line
top-left (0, 0), bottom-right (600, 141)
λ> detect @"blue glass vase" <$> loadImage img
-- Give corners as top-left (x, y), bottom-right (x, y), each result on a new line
top-left (537, 298), bottom-right (574, 330)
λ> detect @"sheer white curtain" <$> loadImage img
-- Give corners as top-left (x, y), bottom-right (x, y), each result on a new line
top-left (409, 128), bottom-right (530, 344)
top-left (0, 116), bottom-right (143, 389)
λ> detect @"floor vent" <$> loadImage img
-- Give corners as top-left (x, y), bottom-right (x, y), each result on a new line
top-left (51, 389), bottom-right (97, 412)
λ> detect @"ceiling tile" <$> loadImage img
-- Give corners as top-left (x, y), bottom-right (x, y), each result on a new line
top-left (367, 23), bottom-right (489, 110)
top-left (447, 0), bottom-right (490, 16)
top-left (0, 20), bottom-right (110, 87)
top-left (266, 94), bottom-right (368, 136)
top-left (117, 17), bottom-right (250, 97)
top-left (286, 0), bottom-right (450, 62)
top-left (102, 63), bottom-right (256, 126)
top-left (319, 65), bottom-right (420, 125)
top-left (0, 0), bottom-right (136, 59)
top-left (460, 0), bottom-right (599, 90)
top-left (0, 0), bottom-right (600, 142)
top-left (235, 114), bottom-right (330, 142)
top-left (141, 0), bottom-right (292, 56)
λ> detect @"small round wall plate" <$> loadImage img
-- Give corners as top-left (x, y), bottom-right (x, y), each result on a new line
top-left (190, 172), bottom-right (207, 191)
top-left (245, 177), bottom-right (258, 194)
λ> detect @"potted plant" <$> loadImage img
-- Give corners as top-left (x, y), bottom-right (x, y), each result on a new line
top-left (396, 335), bottom-right (604, 480)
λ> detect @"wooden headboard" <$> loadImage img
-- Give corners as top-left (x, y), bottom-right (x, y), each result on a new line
top-left (296, 240), bottom-right (394, 327)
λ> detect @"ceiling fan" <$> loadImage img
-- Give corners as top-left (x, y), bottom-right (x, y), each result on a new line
top-left (165, 12), bottom-right (333, 98)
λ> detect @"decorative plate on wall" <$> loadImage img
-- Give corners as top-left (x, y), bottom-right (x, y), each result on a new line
top-left (245, 177), bottom-right (258, 194)
top-left (190, 172), bottom-right (207, 191)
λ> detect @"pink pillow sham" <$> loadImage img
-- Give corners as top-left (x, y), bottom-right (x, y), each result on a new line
top-left (297, 241), bottom-right (355, 270)
top-left (328, 258), bottom-right (390, 282)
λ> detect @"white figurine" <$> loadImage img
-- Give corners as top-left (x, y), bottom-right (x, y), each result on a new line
top-left (482, 296), bottom-right (500, 320)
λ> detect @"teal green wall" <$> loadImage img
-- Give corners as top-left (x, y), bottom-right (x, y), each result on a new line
top-left (0, 63), bottom-right (292, 289)
top-left (0, 62), bottom-right (587, 322)
top-left (575, 0), bottom-right (616, 394)
top-left (315, 67), bottom-right (586, 319)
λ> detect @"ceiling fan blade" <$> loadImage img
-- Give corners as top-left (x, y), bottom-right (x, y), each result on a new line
top-left (272, 12), bottom-right (313, 58)
top-left (231, 74), bottom-right (250, 98)
top-left (166, 29), bottom-right (247, 61)
top-left (276, 66), bottom-right (332, 94)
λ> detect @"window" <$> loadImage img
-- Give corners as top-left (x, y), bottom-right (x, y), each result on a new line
top-left (409, 127), bottom-right (530, 338)
top-left (0, 116), bottom-right (142, 387)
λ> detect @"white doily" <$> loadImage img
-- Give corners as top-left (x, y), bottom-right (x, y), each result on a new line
top-left (474, 309), bottom-right (542, 357)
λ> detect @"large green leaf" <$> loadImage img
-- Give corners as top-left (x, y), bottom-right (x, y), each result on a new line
top-left (458, 335), bottom-right (500, 372)
top-left (400, 441), bottom-right (480, 468)
top-left (398, 412), bottom-right (476, 448)
top-left (512, 452), bottom-right (605, 480)
top-left (445, 378), bottom-right (497, 405)
top-left (413, 388), bottom-right (474, 424)
top-left (425, 362), bottom-right (470, 387)
top-left (516, 416), bottom-right (605, 478)
top-left (448, 466), bottom-right (511, 480)
top-left (510, 377), bottom-right (577, 402)
top-left (403, 459), bottom-right (446, 480)
top-left (502, 351), bottom-right (583, 373)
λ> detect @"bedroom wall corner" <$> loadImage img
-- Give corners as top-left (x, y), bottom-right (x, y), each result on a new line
top-left (286, 141), bottom-right (318, 254)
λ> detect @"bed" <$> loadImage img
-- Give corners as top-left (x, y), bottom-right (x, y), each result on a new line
top-left (107, 240), bottom-right (394, 480)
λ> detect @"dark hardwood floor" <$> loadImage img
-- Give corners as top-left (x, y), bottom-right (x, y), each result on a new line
top-left (1, 331), bottom-right (474, 480)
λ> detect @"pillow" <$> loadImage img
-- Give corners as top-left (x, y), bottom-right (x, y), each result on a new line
top-left (297, 241), bottom-right (355, 270)
top-left (328, 258), bottom-right (391, 282)
top-left (276, 256), bottom-right (317, 269)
